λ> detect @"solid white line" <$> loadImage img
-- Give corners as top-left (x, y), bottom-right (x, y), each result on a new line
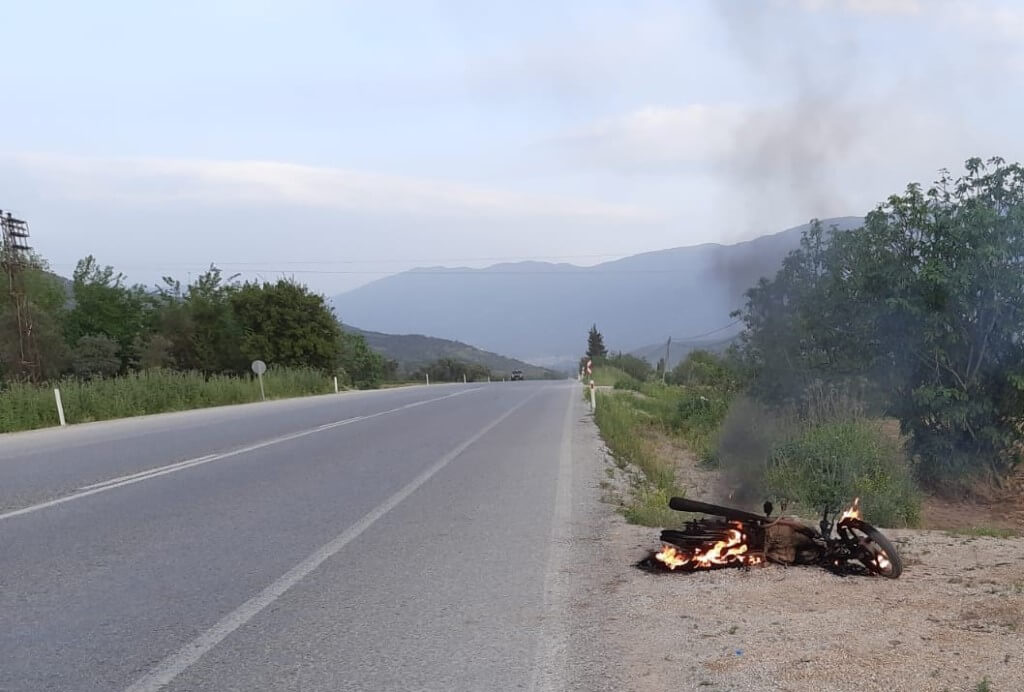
top-left (122, 389), bottom-right (540, 692)
top-left (0, 389), bottom-right (480, 523)
top-left (529, 385), bottom-right (576, 692)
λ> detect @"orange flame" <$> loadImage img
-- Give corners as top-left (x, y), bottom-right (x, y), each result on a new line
top-left (654, 526), bottom-right (763, 571)
top-left (839, 497), bottom-right (861, 522)
top-left (655, 545), bottom-right (689, 569)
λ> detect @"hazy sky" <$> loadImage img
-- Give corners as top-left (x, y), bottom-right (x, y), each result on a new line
top-left (3, 0), bottom-right (1022, 295)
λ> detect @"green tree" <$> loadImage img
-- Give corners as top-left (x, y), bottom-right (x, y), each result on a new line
top-left (64, 256), bottom-right (149, 371)
top-left (670, 349), bottom-right (744, 393)
top-left (338, 329), bottom-right (391, 388)
top-left (230, 279), bottom-right (342, 372)
top-left (71, 334), bottom-right (121, 379)
top-left (0, 257), bottom-right (70, 381)
top-left (586, 324), bottom-right (607, 358)
top-left (150, 267), bottom-right (246, 374)
top-left (736, 157), bottom-right (1024, 484)
top-left (413, 358), bottom-right (491, 383)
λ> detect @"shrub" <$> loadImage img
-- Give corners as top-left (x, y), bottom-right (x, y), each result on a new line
top-left (765, 419), bottom-right (920, 527)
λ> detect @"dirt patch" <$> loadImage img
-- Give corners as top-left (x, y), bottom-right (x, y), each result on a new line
top-left (921, 497), bottom-right (1024, 535)
top-left (567, 412), bottom-right (1024, 692)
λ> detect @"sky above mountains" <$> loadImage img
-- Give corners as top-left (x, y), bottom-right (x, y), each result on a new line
top-left (3, 0), bottom-right (1022, 295)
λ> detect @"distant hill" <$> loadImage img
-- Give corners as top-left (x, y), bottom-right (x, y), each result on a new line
top-left (332, 217), bottom-right (863, 364)
top-left (343, 325), bottom-right (563, 379)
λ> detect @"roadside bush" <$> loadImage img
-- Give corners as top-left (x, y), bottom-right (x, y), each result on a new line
top-left (605, 353), bottom-right (654, 381)
top-left (613, 375), bottom-right (643, 392)
top-left (765, 419), bottom-right (920, 527)
top-left (0, 366), bottom-right (336, 432)
top-left (670, 349), bottom-right (744, 392)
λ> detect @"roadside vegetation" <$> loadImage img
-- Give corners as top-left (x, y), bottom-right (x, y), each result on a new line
top-left (585, 156), bottom-right (1024, 529)
top-left (0, 249), bottom-right (510, 433)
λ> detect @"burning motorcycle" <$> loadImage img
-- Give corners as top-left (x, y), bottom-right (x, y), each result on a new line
top-left (642, 496), bottom-right (902, 579)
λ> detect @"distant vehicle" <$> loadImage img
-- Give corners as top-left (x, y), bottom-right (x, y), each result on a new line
top-left (510, 370), bottom-right (524, 381)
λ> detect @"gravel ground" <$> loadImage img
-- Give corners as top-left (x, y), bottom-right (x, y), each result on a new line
top-left (565, 411), bottom-right (1024, 692)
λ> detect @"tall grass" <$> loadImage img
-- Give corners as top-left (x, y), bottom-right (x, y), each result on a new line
top-left (594, 390), bottom-right (687, 526)
top-left (715, 394), bottom-right (921, 527)
top-left (590, 365), bottom-right (631, 386)
top-left (0, 367), bottom-right (336, 433)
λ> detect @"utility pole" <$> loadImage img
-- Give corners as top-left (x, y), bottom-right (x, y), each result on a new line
top-left (662, 336), bottom-right (671, 384)
top-left (1, 210), bottom-right (40, 381)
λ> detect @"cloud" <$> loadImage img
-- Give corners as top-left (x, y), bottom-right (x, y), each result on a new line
top-left (6, 153), bottom-right (657, 222)
top-left (791, 0), bottom-right (922, 14)
top-left (561, 100), bottom-right (962, 174)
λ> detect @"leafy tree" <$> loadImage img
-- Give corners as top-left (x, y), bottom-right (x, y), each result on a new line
top-left (586, 324), bottom-right (607, 358)
top-left (0, 258), bottom-right (70, 381)
top-left (230, 279), bottom-right (342, 372)
top-left (736, 157), bottom-right (1024, 484)
top-left (64, 256), bottom-right (149, 371)
top-left (134, 333), bottom-right (175, 370)
top-left (150, 267), bottom-right (246, 374)
top-left (670, 349), bottom-right (745, 393)
top-left (338, 329), bottom-right (392, 388)
top-left (71, 334), bottom-right (121, 379)
top-left (413, 357), bottom-right (491, 383)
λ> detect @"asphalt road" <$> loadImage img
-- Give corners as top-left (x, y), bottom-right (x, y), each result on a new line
top-left (0, 381), bottom-right (578, 691)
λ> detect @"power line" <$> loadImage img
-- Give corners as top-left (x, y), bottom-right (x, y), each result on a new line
top-left (670, 319), bottom-right (743, 342)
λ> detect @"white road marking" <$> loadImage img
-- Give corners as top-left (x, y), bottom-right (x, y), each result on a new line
top-left (0, 389), bottom-right (480, 523)
top-left (122, 389), bottom-right (540, 692)
top-left (529, 385), bottom-right (576, 692)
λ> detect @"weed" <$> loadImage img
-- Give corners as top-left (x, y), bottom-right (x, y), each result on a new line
top-left (0, 367), bottom-right (335, 433)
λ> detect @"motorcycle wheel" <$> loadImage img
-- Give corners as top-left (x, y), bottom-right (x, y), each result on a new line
top-left (842, 519), bottom-right (903, 579)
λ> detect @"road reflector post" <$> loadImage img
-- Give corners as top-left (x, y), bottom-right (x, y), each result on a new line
top-left (463, 373), bottom-right (467, 384)
top-left (590, 380), bottom-right (596, 411)
top-left (53, 388), bottom-right (66, 426)
top-left (333, 376), bottom-right (339, 394)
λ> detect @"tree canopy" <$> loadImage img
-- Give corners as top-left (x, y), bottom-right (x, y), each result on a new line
top-left (586, 324), bottom-right (607, 359)
top-left (0, 254), bottom-right (392, 389)
top-left (736, 157), bottom-right (1024, 483)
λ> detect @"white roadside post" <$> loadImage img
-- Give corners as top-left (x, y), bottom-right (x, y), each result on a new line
top-left (426, 373), bottom-right (430, 386)
top-left (53, 388), bottom-right (67, 426)
top-left (251, 360), bottom-right (267, 401)
top-left (590, 379), bottom-right (596, 411)
top-left (333, 376), bottom-right (339, 394)
top-left (463, 373), bottom-right (467, 384)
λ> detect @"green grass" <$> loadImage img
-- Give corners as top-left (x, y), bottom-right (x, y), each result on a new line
top-left (976, 676), bottom-right (992, 692)
top-left (594, 390), bottom-right (689, 527)
top-left (590, 365), bottom-right (630, 386)
top-left (764, 419), bottom-right (921, 527)
top-left (0, 367), bottom-right (338, 433)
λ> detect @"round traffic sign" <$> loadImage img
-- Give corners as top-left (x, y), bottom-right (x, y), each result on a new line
top-left (251, 360), bottom-right (267, 375)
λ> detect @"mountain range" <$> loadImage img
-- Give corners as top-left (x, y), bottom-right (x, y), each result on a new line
top-left (341, 325), bottom-right (561, 379)
top-left (332, 217), bottom-right (864, 370)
